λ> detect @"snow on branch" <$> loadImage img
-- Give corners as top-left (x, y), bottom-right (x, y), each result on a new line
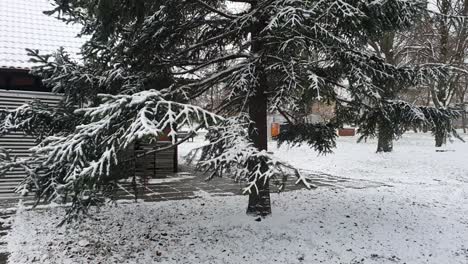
top-left (186, 115), bottom-right (316, 194)
top-left (38, 89), bottom-right (221, 179)
top-left (0, 100), bottom-right (77, 139)
top-left (0, 90), bottom-right (223, 210)
top-left (0, 148), bottom-right (37, 196)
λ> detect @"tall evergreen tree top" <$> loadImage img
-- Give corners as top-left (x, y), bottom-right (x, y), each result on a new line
top-left (40, 0), bottom-right (431, 108)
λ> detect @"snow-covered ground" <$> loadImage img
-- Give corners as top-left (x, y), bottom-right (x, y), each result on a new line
top-left (6, 132), bottom-right (468, 264)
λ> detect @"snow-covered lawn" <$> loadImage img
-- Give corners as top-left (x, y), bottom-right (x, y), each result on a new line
top-left (6, 133), bottom-right (468, 264)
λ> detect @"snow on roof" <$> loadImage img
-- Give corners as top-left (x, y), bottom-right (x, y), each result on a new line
top-left (0, 0), bottom-right (83, 70)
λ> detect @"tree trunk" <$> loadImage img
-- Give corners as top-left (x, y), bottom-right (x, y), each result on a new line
top-left (246, 2), bottom-right (271, 216)
top-left (434, 129), bottom-right (447, 147)
top-left (374, 34), bottom-right (396, 153)
top-left (246, 162), bottom-right (271, 217)
top-left (377, 121), bottom-right (393, 152)
top-left (246, 72), bottom-right (271, 216)
top-left (462, 111), bottom-right (467, 134)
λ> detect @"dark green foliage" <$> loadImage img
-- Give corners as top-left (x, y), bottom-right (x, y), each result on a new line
top-left (277, 123), bottom-right (338, 154)
top-left (358, 100), bottom-right (463, 143)
top-left (186, 115), bottom-right (316, 193)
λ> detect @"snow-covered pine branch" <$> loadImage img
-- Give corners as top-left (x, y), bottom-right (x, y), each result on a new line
top-left (186, 115), bottom-right (315, 194)
top-left (0, 100), bottom-right (77, 139)
top-left (0, 148), bottom-right (37, 196)
top-left (0, 90), bottom-right (222, 215)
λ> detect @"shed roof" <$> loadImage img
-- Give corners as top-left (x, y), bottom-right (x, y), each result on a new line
top-left (0, 0), bottom-right (83, 70)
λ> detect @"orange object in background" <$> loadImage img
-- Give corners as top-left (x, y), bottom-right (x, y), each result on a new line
top-left (338, 128), bottom-right (356, 136)
top-left (271, 123), bottom-right (280, 138)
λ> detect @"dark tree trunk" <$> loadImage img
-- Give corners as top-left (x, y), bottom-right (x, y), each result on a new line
top-left (462, 112), bottom-right (467, 134)
top-left (246, 71), bottom-right (271, 216)
top-left (434, 129), bottom-right (447, 147)
top-left (377, 121), bottom-right (393, 152)
top-left (373, 32), bottom-right (396, 153)
top-left (246, 161), bottom-right (271, 216)
top-left (246, 2), bottom-right (271, 216)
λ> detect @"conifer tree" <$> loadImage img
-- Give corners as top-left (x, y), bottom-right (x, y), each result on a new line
top-left (362, 24), bottom-right (465, 152)
top-left (407, 0), bottom-right (468, 147)
top-left (0, 0), bottom-right (462, 218)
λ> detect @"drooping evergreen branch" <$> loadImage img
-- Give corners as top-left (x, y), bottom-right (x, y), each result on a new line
top-left (276, 123), bottom-right (338, 154)
top-left (0, 100), bottom-right (78, 139)
top-left (0, 90), bottom-right (223, 216)
top-left (186, 115), bottom-right (316, 193)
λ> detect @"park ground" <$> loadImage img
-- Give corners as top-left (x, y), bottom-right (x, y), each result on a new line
top-left (3, 132), bottom-right (468, 264)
